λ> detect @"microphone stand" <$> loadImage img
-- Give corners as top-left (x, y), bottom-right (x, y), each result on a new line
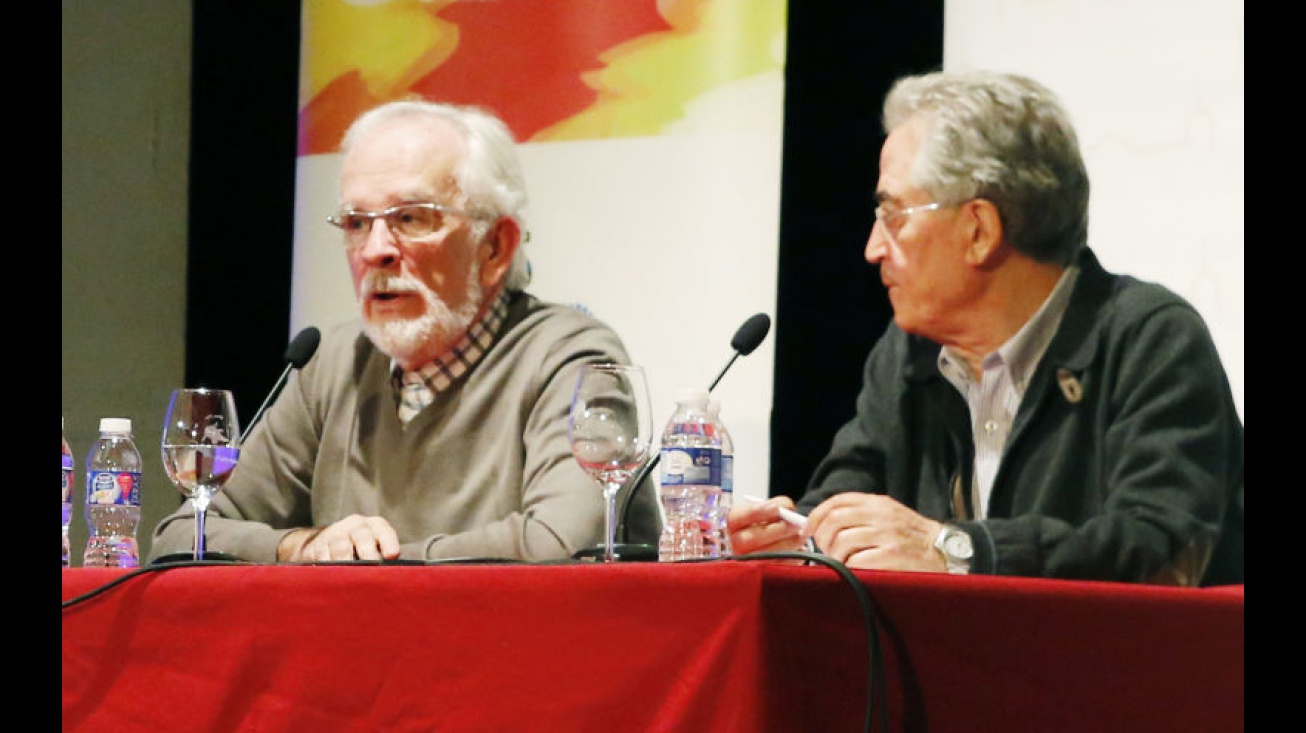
top-left (568, 454), bottom-right (660, 562)
top-left (603, 351), bottom-right (733, 553)
top-left (572, 313), bottom-right (771, 563)
top-left (707, 353), bottom-right (740, 393)
top-left (575, 454), bottom-right (661, 562)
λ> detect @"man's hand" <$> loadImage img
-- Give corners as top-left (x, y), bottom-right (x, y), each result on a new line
top-left (805, 493), bottom-right (947, 572)
top-left (727, 495), bottom-right (807, 557)
top-left (277, 514), bottom-right (402, 562)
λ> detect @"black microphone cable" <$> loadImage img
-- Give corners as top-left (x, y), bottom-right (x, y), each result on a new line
top-left (61, 559), bottom-right (258, 609)
top-left (60, 556), bottom-right (533, 610)
top-left (728, 551), bottom-right (887, 733)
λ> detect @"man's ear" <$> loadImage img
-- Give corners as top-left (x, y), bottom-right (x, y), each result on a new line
top-left (962, 198), bottom-right (1005, 267)
top-left (479, 216), bottom-right (521, 288)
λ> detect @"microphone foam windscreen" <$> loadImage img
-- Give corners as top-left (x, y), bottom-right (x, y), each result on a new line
top-left (285, 327), bottom-right (322, 368)
top-left (730, 313), bottom-right (771, 355)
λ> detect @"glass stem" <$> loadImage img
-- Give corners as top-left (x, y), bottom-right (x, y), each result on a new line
top-left (192, 493), bottom-right (212, 561)
top-left (602, 482), bottom-right (621, 563)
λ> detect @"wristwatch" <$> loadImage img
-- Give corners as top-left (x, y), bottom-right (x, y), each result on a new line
top-left (933, 523), bottom-right (974, 575)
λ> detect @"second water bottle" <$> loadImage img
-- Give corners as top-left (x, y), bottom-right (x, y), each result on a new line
top-left (658, 388), bottom-right (724, 561)
top-left (83, 417), bottom-right (143, 568)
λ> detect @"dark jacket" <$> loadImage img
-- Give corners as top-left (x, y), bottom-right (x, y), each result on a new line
top-left (799, 248), bottom-right (1243, 586)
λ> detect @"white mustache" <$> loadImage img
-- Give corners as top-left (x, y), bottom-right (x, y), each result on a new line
top-left (362, 272), bottom-right (420, 297)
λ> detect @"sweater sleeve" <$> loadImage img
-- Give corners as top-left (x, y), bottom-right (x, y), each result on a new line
top-left (146, 327), bottom-right (336, 564)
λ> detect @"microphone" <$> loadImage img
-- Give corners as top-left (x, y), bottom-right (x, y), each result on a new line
top-left (710, 312), bottom-right (772, 391)
top-left (236, 326), bottom-right (321, 448)
top-left (152, 326), bottom-right (321, 567)
top-left (572, 313), bottom-right (772, 562)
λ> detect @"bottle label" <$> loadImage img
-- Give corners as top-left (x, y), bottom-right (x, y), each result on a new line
top-left (86, 470), bottom-right (141, 507)
top-left (721, 453), bottom-right (734, 494)
top-left (660, 446), bottom-right (722, 486)
top-left (62, 455), bottom-right (74, 503)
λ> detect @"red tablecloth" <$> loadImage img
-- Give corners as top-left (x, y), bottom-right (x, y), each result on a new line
top-left (62, 562), bottom-right (1243, 732)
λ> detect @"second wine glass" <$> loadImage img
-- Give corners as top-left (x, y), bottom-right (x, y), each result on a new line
top-left (568, 363), bottom-right (654, 563)
top-left (161, 388), bottom-right (242, 562)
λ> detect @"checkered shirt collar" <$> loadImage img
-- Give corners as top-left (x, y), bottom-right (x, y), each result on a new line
top-left (392, 290), bottom-right (509, 423)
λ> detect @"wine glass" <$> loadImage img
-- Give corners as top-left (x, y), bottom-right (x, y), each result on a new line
top-left (568, 363), bottom-right (655, 563)
top-left (161, 388), bottom-right (241, 561)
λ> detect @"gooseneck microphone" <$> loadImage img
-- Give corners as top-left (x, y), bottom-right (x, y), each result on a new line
top-left (572, 313), bottom-right (772, 562)
top-left (236, 326), bottom-right (321, 449)
top-left (709, 312), bottom-right (772, 391)
top-left (153, 326), bottom-right (322, 566)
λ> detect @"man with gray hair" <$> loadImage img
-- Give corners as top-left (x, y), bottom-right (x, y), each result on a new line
top-left (150, 99), bottom-right (659, 563)
top-left (730, 70), bottom-right (1243, 586)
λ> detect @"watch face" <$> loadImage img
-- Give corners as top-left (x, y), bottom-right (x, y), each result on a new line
top-left (943, 531), bottom-right (973, 559)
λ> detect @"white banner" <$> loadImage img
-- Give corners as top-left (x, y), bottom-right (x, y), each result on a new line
top-left (945, 0), bottom-right (1244, 420)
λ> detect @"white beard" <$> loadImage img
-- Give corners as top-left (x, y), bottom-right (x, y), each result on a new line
top-left (360, 261), bottom-right (484, 365)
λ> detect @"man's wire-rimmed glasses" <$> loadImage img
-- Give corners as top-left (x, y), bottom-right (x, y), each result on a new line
top-left (872, 200), bottom-right (960, 236)
top-left (326, 202), bottom-right (474, 247)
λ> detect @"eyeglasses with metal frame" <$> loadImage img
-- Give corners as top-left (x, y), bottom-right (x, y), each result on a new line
top-left (326, 202), bottom-right (475, 247)
top-left (872, 200), bottom-right (962, 234)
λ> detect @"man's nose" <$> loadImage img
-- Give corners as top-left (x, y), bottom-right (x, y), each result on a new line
top-left (357, 217), bottom-right (402, 265)
top-left (864, 221), bottom-right (888, 263)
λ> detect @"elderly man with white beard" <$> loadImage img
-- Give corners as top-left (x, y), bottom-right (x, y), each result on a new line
top-left (149, 100), bottom-right (659, 564)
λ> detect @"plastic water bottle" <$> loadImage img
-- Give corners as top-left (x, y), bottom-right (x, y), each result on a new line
top-left (658, 388), bottom-right (723, 561)
top-left (707, 399), bottom-right (734, 557)
top-left (83, 417), bottom-right (142, 568)
top-left (62, 418), bottom-right (74, 568)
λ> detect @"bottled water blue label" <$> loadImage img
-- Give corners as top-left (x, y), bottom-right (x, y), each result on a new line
top-left (86, 470), bottom-right (141, 507)
top-left (660, 447), bottom-right (722, 486)
top-left (62, 455), bottom-right (74, 503)
top-left (721, 453), bottom-right (734, 494)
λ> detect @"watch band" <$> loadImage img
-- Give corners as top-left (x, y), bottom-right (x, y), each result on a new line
top-left (933, 523), bottom-right (974, 575)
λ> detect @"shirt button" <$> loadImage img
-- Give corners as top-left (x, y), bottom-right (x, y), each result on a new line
top-left (984, 420), bottom-right (999, 434)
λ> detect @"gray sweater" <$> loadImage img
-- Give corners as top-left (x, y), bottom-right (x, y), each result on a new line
top-left (149, 292), bottom-right (661, 563)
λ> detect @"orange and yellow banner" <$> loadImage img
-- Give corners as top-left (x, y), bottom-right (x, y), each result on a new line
top-left (298, 0), bottom-right (786, 150)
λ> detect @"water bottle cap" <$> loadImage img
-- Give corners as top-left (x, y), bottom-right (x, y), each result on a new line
top-left (675, 387), bottom-right (710, 405)
top-left (100, 417), bottom-right (132, 434)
